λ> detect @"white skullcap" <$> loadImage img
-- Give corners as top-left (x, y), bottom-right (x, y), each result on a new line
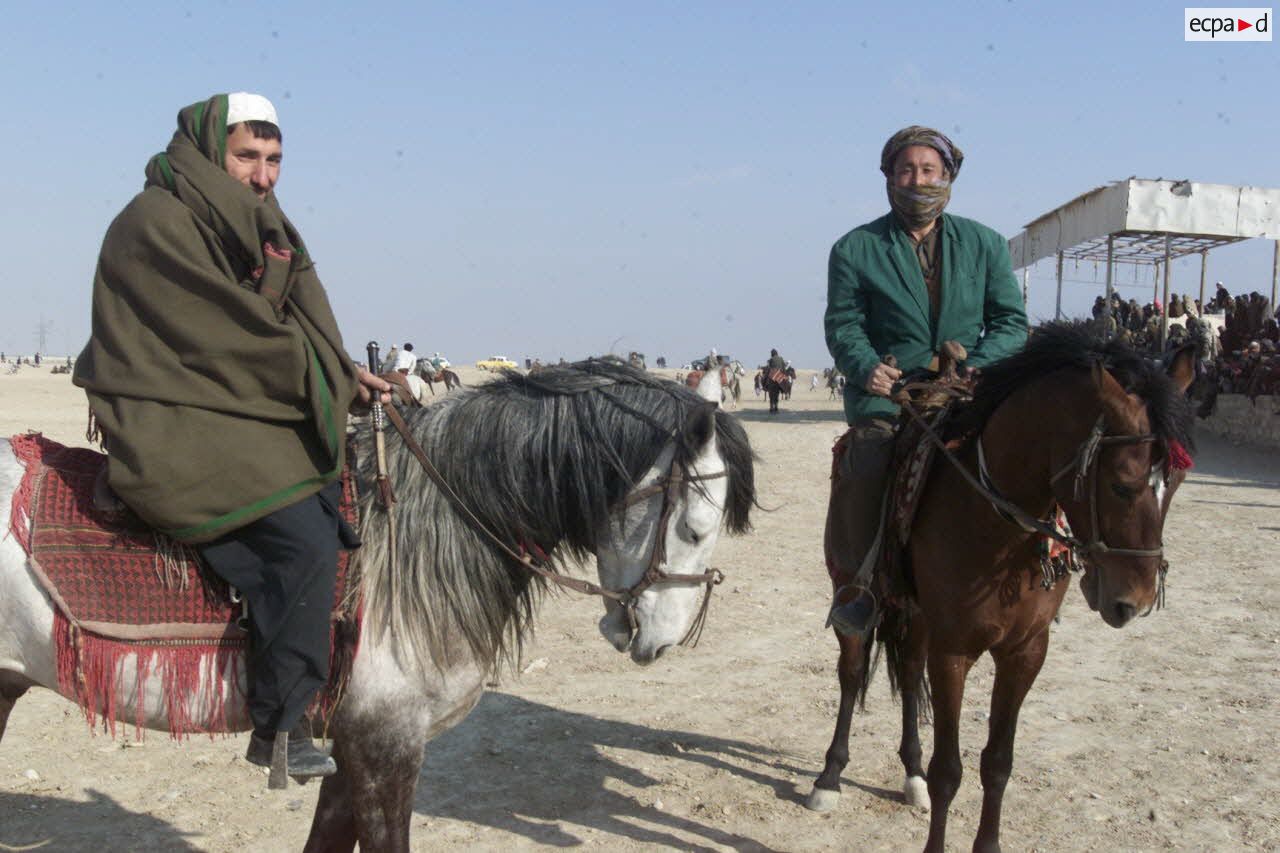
top-left (226, 92), bottom-right (279, 128)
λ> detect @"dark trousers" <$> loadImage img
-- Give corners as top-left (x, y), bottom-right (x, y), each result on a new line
top-left (198, 482), bottom-right (346, 734)
top-left (824, 418), bottom-right (896, 593)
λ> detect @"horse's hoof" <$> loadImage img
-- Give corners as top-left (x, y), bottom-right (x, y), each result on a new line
top-left (806, 786), bottom-right (841, 812)
top-left (903, 775), bottom-right (930, 811)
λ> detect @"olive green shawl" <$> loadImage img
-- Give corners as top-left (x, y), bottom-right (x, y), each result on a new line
top-left (73, 94), bottom-right (358, 543)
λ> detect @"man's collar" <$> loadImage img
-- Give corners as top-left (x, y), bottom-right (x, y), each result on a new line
top-left (889, 212), bottom-right (947, 243)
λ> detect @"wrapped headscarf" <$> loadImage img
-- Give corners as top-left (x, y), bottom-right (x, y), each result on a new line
top-left (880, 126), bottom-right (964, 231)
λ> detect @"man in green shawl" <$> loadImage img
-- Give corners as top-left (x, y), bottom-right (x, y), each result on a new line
top-left (73, 92), bottom-right (390, 779)
top-left (823, 126), bottom-right (1027, 638)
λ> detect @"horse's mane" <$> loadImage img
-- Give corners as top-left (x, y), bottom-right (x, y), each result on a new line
top-left (353, 357), bottom-right (755, 673)
top-left (953, 321), bottom-right (1195, 453)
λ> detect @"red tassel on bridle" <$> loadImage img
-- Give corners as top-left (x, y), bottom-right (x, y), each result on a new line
top-left (1167, 439), bottom-right (1193, 471)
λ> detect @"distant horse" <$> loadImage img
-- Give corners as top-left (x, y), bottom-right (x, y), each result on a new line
top-left (807, 324), bottom-right (1195, 853)
top-left (0, 359), bottom-right (756, 851)
top-left (783, 366), bottom-right (797, 400)
top-left (415, 361), bottom-right (463, 395)
top-left (725, 361), bottom-right (746, 408)
top-left (438, 368), bottom-right (462, 392)
top-left (761, 368), bottom-right (792, 414)
top-left (686, 364), bottom-right (737, 409)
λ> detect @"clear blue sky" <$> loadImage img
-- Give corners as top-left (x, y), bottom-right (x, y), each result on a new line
top-left (2, 1), bottom-right (1276, 367)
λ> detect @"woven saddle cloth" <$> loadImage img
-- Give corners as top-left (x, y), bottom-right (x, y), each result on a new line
top-left (8, 433), bottom-right (358, 642)
top-left (7, 433), bottom-right (362, 736)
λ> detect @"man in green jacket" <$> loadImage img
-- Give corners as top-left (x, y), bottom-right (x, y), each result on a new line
top-left (823, 126), bottom-right (1027, 637)
top-left (74, 93), bottom-right (389, 779)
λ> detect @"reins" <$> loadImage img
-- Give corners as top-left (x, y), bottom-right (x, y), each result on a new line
top-left (377, 401), bottom-right (727, 649)
top-left (893, 381), bottom-right (1166, 562)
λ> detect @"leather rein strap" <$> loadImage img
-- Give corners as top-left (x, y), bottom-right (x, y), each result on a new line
top-left (894, 388), bottom-right (1163, 560)
top-left (379, 403), bottom-right (727, 646)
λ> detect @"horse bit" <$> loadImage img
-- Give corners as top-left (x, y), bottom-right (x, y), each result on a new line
top-left (377, 402), bottom-right (728, 650)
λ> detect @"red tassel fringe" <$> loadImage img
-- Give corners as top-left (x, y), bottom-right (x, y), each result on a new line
top-left (53, 609), bottom-right (245, 740)
top-left (7, 432), bottom-right (45, 555)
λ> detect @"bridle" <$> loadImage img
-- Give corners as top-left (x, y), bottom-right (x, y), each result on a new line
top-left (900, 397), bottom-right (1170, 604)
top-left (379, 403), bottom-right (727, 651)
top-left (1043, 413), bottom-right (1166, 561)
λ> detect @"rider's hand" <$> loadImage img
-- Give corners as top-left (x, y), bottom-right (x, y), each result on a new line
top-left (351, 366), bottom-right (392, 412)
top-left (864, 362), bottom-right (902, 398)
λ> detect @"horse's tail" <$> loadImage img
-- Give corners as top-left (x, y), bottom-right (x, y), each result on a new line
top-left (878, 605), bottom-right (931, 724)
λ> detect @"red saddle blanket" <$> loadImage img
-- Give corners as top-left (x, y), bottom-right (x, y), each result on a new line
top-left (766, 368), bottom-right (789, 386)
top-left (685, 367), bottom-right (731, 389)
top-left (7, 433), bottom-right (362, 736)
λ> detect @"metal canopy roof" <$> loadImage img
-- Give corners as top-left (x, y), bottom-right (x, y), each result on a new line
top-left (1058, 232), bottom-right (1246, 265)
top-left (1008, 178), bottom-right (1280, 269)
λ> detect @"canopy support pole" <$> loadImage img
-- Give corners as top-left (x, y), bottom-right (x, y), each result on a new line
top-left (1198, 250), bottom-right (1208, 311)
top-left (1272, 240), bottom-right (1279, 313)
top-left (1054, 251), bottom-right (1064, 320)
top-left (1102, 234), bottom-right (1115, 340)
top-left (1160, 235), bottom-right (1171, 350)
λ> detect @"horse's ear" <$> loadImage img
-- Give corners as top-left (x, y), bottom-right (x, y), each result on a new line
top-left (683, 400), bottom-right (717, 448)
top-left (1093, 359), bottom-right (1145, 429)
top-left (1166, 344), bottom-right (1196, 394)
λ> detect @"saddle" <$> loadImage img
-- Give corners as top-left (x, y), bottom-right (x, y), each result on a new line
top-left (8, 433), bottom-right (362, 737)
top-left (685, 367), bottom-right (731, 389)
top-left (766, 368), bottom-right (788, 386)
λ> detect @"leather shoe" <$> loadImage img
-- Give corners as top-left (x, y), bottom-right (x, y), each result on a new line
top-left (246, 723), bottom-right (337, 778)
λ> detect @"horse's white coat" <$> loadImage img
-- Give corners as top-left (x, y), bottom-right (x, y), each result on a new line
top-left (0, 444), bottom-right (54, 683)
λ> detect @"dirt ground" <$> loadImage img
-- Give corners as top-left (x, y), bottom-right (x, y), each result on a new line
top-left (1, 365), bottom-right (1278, 852)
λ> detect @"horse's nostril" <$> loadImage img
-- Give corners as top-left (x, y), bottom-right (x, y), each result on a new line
top-left (1114, 601), bottom-right (1137, 625)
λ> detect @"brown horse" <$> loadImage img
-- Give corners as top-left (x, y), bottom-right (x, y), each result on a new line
top-left (808, 324), bottom-right (1196, 853)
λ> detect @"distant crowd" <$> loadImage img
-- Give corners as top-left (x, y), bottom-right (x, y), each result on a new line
top-left (1087, 281), bottom-right (1278, 401)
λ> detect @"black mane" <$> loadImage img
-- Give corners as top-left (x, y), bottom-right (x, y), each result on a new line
top-left (953, 321), bottom-right (1195, 453)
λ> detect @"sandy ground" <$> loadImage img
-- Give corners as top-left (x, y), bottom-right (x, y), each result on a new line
top-left (1, 364), bottom-right (1278, 852)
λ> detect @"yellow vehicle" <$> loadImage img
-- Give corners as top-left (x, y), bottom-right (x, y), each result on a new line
top-left (475, 355), bottom-right (518, 371)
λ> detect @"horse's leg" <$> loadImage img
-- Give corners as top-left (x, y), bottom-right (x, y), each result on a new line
top-left (303, 767), bottom-right (358, 853)
top-left (897, 617), bottom-right (931, 810)
top-left (321, 727), bottom-right (427, 853)
top-left (972, 630), bottom-right (1051, 853)
top-left (806, 631), bottom-right (870, 812)
top-left (0, 672), bottom-right (32, 745)
top-left (923, 650), bottom-right (976, 853)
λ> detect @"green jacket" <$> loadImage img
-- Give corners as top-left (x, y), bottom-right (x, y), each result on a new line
top-left (824, 212), bottom-right (1027, 423)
